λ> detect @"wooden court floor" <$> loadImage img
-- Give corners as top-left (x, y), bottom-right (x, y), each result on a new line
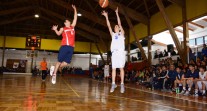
top-left (0, 74), bottom-right (207, 111)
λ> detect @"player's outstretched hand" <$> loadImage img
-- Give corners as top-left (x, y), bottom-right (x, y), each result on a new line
top-left (72, 5), bottom-right (76, 10)
top-left (52, 25), bottom-right (58, 31)
top-left (101, 10), bottom-right (108, 17)
top-left (115, 7), bottom-right (118, 13)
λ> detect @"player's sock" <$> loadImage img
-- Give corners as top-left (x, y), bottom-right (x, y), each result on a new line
top-left (188, 88), bottom-right (191, 91)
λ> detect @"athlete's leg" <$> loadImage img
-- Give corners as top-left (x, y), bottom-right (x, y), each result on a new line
top-left (112, 68), bottom-right (116, 84)
top-left (120, 68), bottom-right (125, 93)
top-left (120, 68), bottom-right (124, 84)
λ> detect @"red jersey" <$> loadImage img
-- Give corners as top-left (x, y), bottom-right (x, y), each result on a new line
top-left (61, 26), bottom-right (75, 47)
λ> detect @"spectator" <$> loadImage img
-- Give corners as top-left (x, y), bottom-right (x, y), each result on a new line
top-left (171, 49), bottom-right (176, 56)
top-left (165, 64), bottom-right (177, 91)
top-left (159, 51), bottom-right (163, 58)
top-left (202, 44), bottom-right (207, 57)
top-left (174, 67), bottom-right (184, 92)
top-left (194, 66), bottom-right (207, 96)
top-left (181, 64), bottom-right (199, 96)
top-left (158, 65), bottom-right (168, 91)
top-left (164, 49), bottom-right (168, 57)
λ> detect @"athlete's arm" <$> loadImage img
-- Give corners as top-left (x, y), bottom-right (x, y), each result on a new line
top-left (52, 25), bottom-right (63, 36)
top-left (71, 5), bottom-right (77, 27)
top-left (102, 11), bottom-right (113, 37)
top-left (115, 7), bottom-right (125, 35)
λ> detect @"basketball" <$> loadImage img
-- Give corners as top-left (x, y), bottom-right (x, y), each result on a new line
top-left (99, 0), bottom-right (109, 8)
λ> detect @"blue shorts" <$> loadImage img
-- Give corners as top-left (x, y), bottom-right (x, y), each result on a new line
top-left (58, 45), bottom-right (74, 64)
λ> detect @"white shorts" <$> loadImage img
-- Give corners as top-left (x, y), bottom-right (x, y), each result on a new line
top-left (104, 71), bottom-right (109, 77)
top-left (111, 51), bottom-right (126, 69)
top-left (197, 81), bottom-right (207, 90)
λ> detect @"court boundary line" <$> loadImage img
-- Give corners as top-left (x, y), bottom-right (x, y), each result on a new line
top-left (61, 77), bottom-right (80, 97)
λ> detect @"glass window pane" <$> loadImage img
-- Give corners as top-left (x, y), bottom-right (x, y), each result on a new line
top-left (205, 36), bottom-right (207, 43)
top-left (196, 37), bottom-right (203, 45)
top-left (189, 39), bottom-right (195, 46)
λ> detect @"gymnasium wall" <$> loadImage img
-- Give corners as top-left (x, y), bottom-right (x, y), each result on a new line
top-left (0, 36), bottom-right (105, 53)
top-left (129, 0), bottom-right (207, 43)
top-left (0, 49), bottom-right (105, 72)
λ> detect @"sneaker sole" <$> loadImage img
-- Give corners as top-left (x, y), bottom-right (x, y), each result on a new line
top-left (110, 85), bottom-right (117, 93)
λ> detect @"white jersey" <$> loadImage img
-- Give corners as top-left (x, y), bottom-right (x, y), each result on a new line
top-left (110, 32), bottom-right (125, 52)
top-left (199, 71), bottom-right (207, 80)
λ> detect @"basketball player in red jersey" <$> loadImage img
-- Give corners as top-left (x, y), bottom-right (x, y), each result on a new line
top-left (51, 5), bottom-right (77, 84)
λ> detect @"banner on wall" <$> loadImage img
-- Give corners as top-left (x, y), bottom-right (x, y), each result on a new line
top-left (13, 62), bottom-right (19, 68)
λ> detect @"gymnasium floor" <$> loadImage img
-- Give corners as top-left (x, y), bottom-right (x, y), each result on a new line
top-left (0, 75), bottom-right (207, 111)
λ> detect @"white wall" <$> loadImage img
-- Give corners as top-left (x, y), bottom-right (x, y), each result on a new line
top-left (0, 49), bottom-right (106, 72)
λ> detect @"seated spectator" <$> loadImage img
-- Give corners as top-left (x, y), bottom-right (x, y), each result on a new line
top-left (154, 50), bottom-right (158, 59)
top-left (171, 49), bottom-right (176, 56)
top-left (164, 49), bottom-right (168, 57)
top-left (203, 56), bottom-right (207, 64)
top-left (158, 65), bottom-right (168, 91)
top-left (159, 51), bottom-right (163, 58)
top-left (201, 61), bottom-right (206, 67)
top-left (194, 66), bottom-right (207, 96)
top-left (189, 59), bottom-right (196, 65)
top-left (202, 44), bottom-right (207, 57)
top-left (165, 64), bottom-right (177, 91)
top-left (180, 64), bottom-right (199, 96)
top-left (174, 66), bottom-right (184, 93)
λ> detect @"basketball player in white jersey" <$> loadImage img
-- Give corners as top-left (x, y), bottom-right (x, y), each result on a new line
top-left (195, 66), bottom-right (207, 96)
top-left (102, 7), bottom-right (126, 93)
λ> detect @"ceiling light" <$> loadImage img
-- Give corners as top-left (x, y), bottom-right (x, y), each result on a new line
top-left (34, 14), bottom-right (39, 18)
top-left (77, 13), bottom-right (82, 17)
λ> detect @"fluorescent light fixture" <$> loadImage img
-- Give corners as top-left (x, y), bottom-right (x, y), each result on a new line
top-left (77, 13), bottom-right (82, 16)
top-left (192, 16), bottom-right (207, 22)
top-left (34, 14), bottom-right (39, 18)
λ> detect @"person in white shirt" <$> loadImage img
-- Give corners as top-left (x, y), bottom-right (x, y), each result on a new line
top-left (102, 7), bottom-right (126, 93)
top-left (194, 66), bottom-right (207, 96)
top-left (104, 63), bottom-right (110, 82)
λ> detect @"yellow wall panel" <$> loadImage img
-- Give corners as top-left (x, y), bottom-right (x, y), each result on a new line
top-left (74, 41), bottom-right (90, 52)
top-left (5, 37), bottom-right (26, 48)
top-left (129, 0), bottom-right (207, 43)
top-left (40, 39), bottom-right (61, 50)
top-left (186, 0), bottom-right (207, 20)
top-left (129, 23), bottom-right (148, 43)
top-left (0, 37), bottom-right (3, 47)
top-left (150, 4), bottom-right (182, 35)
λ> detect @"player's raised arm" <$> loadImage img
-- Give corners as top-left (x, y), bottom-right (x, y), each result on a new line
top-left (102, 10), bottom-right (113, 37)
top-left (115, 7), bottom-right (124, 35)
top-left (71, 5), bottom-right (77, 27)
top-left (52, 25), bottom-right (63, 36)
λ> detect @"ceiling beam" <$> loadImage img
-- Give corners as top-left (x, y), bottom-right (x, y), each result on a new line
top-left (50, 0), bottom-right (115, 27)
top-left (156, 0), bottom-right (186, 64)
top-left (203, 18), bottom-right (207, 22)
top-left (143, 0), bottom-right (150, 17)
top-left (174, 28), bottom-right (183, 33)
top-left (39, 7), bottom-right (110, 40)
top-left (0, 6), bottom-right (32, 16)
top-left (189, 22), bottom-right (205, 28)
top-left (41, 16), bottom-right (59, 25)
top-left (0, 16), bottom-right (34, 25)
top-left (168, 0), bottom-right (184, 7)
top-left (0, 0), bottom-right (24, 6)
top-left (180, 25), bottom-right (194, 31)
top-left (76, 30), bottom-right (98, 42)
top-left (121, 6), bottom-right (148, 60)
top-left (94, 0), bottom-right (149, 25)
